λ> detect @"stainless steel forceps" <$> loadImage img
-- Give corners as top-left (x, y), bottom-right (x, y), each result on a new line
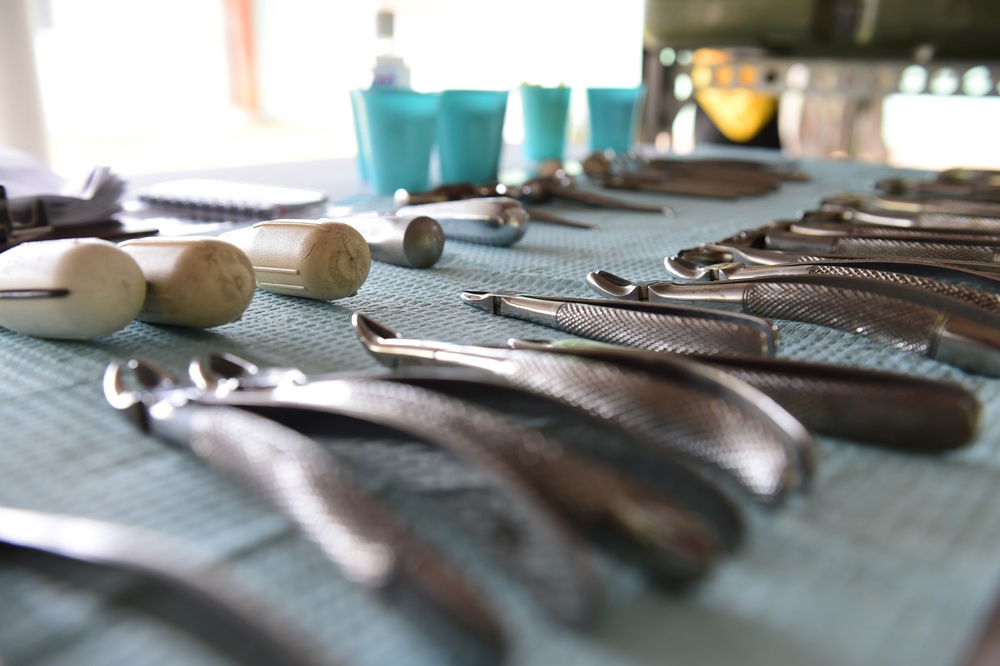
top-left (820, 191), bottom-right (1000, 227)
top-left (588, 270), bottom-right (1000, 376)
top-left (659, 257), bottom-right (1000, 322)
top-left (664, 255), bottom-right (1000, 292)
top-left (503, 338), bottom-right (980, 452)
top-left (459, 290), bottom-right (779, 357)
top-left (191, 353), bottom-right (734, 585)
top-left (675, 243), bottom-right (1000, 277)
top-left (351, 312), bottom-right (814, 507)
top-left (104, 358), bottom-right (511, 663)
top-left (0, 505), bottom-right (335, 666)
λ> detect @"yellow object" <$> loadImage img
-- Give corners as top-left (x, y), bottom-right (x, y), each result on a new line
top-left (691, 49), bottom-right (778, 144)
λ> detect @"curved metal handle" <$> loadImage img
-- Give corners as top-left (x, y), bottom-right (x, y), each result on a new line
top-left (0, 506), bottom-right (335, 666)
top-left (767, 230), bottom-right (1000, 263)
top-left (352, 314), bottom-right (813, 507)
top-left (476, 294), bottom-right (775, 357)
top-left (738, 280), bottom-right (1000, 377)
top-left (506, 337), bottom-right (981, 452)
top-left (146, 402), bottom-right (507, 657)
top-left (220, 373), bottom-right (730, 584)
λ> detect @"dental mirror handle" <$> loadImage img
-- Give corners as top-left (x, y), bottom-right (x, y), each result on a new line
top-left (333, 213), bottom-right (445, 268)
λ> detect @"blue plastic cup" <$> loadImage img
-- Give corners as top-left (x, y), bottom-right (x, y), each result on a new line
top-left (437, 89), bottom-right (509, 184)
top-left (350, 89), bottom-right (440, 195)
top-left (519, 85), bottom-right (571, 163)
top-left (586, 86), bottom-right (645, 154)
top-left (349, 91), bottom-right (369, 182)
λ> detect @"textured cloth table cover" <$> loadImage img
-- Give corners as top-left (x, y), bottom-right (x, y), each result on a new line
top-left (2, 152), bottom-right (999, 666)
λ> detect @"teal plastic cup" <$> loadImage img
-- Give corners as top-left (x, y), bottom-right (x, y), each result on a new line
top-left (586, 86), bottom-right (644, 154)
top-left (350, 89), bottom-right (440, 195)
top-left (519, 85), bottom-right (571, 163)
top-left (437, 89), bottom-right (509, 184)
top-left (349, 91), bottom-right (369, 182)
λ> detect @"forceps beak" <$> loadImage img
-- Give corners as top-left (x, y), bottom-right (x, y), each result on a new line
top-left (663, 256), bottom-right (713, 280)
top-left (585, 270), bottom-right (648, 300)
top-left (457, 290), bottom-right (499, 312)
top-left (458, 290), bottom-right (530, 314)
top-left (663, 256), bottom-right (752, 281)
top-left (353, 312), bottom-right (405, 344)
top-left (103, 358), bottom-right (182, 431)
top-left (103, 358), bottom-right (178, 409)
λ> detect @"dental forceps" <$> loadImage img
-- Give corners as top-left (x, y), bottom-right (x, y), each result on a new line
top-left (581, 152), bottom-right (806, 199)
top-left (351, 312), bottom-right (815, 508)
top-left (877, 176), bottom-right (1000, 202)
top-left (674, 243), bottom-right (1000, 277)
top-left (191, 353), bottom-right (733, 584)
top-left (104, 358), bottom-right (512, 662)
top-left (0, 506), bottom-right (335, 666)
top-left (588, 270), bottom-right (1000, 376)
top-left (715, 223), bottom-right (1000, 264)
top-left (396, 173), bottom-right (674, 216)
top-left (459, 290), bottom-right (779, 357)
top-left (820, 192), bottom-right (1000, 226)
top-left (659, 258), bottom-right (1000, 320)
top-left (665, 254), bottom-right (1000, 291)
top-left (791, 216), bottom-right (1000, 243)
top-left (503, 338), bottom-right (980, 452)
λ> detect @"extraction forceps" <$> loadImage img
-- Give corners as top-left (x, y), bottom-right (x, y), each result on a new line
top-left (396, 173), bottom-right (674, 217)
top-left (458, 290), bottom-right (779, 357)
top-left (659, 258), bottom-right (1000, 320)
top-left (351, 312), bottom-right (815, 507)
top-left (503, 338), bottom-right (980, 452)
top-left (581, 152), bottom-right (806, 198)
top-left (177, 358), bottom-right (603, 629)
top-left (717, 223), bottom-right (1000, 264)
top-left (674, 243), bottom-right (1000, 277)
top-left (876, 176), bottom-right (1000, 202)
top-left (820, 191), bottom-right (1000, 226)
top-left (665, 255), bottom-right (1000, 292)
top-left (790, 216), bottom-right (1000, 243)
top-left (588, 270), bottom-right (1000, 376)
top-left (0, 506), bottom-right (335, 666)
top-left (189, 353), bottom-right (733, 584)
top-left (104, 358), bottom-right (511, 663)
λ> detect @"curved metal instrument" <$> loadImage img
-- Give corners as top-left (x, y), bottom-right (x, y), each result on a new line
top-left (665, 255), bottom-right (1000, 292)
top-left (660, 261), bottom-right (1000, 319)
top-left (504, 338), bottom-right (980, 452)
top-left (459, 290), bottom-right (779, 357)
top-left (674, 244), bottom-right (1000, 277)
top-left (0, 506), bottom-right (335, 666)
top-left (104, 359), bottom-right (510, 661)
top-left (192, 353), bottom-right (731, 584)
top-left (351, 312), bottom-right (815, 507)
top-left (588, 270), bottom-right (1000, 376)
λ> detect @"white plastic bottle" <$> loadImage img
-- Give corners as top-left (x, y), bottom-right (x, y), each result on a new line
top-left (370, 7), bottom-right (410, 89)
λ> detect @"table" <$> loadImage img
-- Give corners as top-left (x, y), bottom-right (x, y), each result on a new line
top-left (3, 152), bottom-right (999, 666)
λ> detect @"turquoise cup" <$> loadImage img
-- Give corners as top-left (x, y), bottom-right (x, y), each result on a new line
top-left (437, 89), bottom-right (509, 184)
top-left (349, 91), bottom-right (369, 182)
top-left (586, 86), bottom-right (645, 153)
top-left (519, 85), bottom-right (571, 163)
top-left (350, 88), bottom-right (440, 195)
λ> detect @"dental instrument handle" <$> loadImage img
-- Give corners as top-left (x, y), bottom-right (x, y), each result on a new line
top-left (147, 402), bottom-right (507, 657)
top-left (333, 213), bottom-right (445, 268)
